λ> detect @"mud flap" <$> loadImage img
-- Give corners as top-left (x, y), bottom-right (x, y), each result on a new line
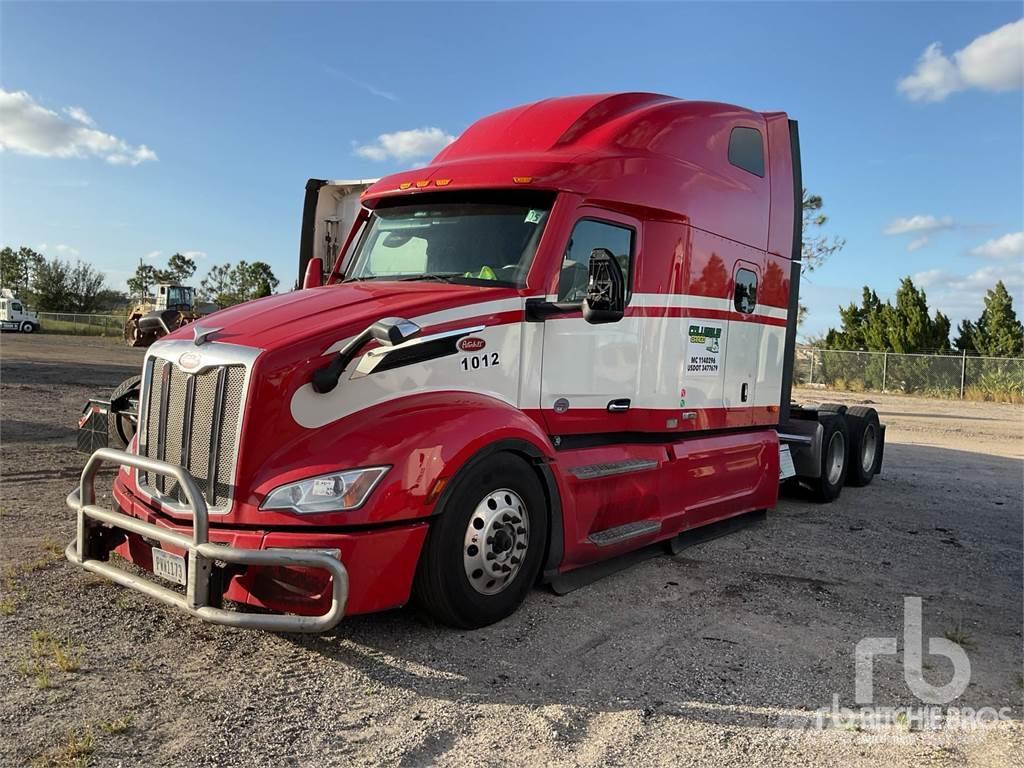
top-left (77, 400), bottom-right (110, 453)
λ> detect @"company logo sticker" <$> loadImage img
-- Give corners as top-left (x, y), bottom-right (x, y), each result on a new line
top-left (553, 398), bottom-right (570, 414)
top-left (458, 337), bottom-right (486, 352)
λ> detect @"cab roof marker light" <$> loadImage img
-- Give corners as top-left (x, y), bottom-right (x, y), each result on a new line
top-left (434, 178), bottom-right (452, 186)
top-left (399, 182), bottom-right (412, 190)
top-left (414, 180), bottom-right (430, 188)
top-left (512, 176), bottom-right (533, 184)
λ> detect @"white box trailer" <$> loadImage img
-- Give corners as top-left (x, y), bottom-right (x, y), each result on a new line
top-left (298, 179), bottom-right (379, 283)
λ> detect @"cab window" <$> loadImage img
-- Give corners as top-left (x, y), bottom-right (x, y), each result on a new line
top-left (734, 268), bottom-right (757, 314)
top-left (12, 302), bottom-right (22, 312)
top-left (558, 219), bottom-right (634, 302)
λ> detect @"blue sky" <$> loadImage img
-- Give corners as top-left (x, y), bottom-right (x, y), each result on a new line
top-left (1, 1), bottom-right (1021, 338)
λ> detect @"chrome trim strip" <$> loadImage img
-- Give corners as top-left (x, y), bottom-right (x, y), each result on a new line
top-left (569, 458), bottom-right (659, 480)
top-left (351, 324), bottom-right (485, 379)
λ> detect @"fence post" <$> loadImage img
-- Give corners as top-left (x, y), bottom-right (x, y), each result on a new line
top-left (960, 350), bottom-right (967, 399)
top-left (809, 350), bottom-right (816, 385)
top-left (882, 351), bottom-right (888, 392)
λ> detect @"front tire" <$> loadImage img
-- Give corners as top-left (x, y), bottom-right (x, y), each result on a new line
top-left (21, 322), bottom-right (35, 333)
top-left (413, 452), bottom-right (548, 628)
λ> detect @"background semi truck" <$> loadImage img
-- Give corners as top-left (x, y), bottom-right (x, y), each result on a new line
top-left (68, 92), bottom-right (883, 631)
top-left (0, 288), bottom-right (40, 333)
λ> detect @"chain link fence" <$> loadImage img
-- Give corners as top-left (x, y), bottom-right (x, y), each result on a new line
top-left (795, 346), bottom-right (1024, 403)
top-left (37, 312), bottom-right (124, 337)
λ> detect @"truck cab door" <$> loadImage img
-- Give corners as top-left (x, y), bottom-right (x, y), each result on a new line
top-left (722, 262), bottom-right (761, 426)
top-left (540, 213), bottom-right (641, 435)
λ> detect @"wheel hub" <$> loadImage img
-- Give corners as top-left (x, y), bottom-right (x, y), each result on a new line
top-left (463, 489), bottom-right (529, 595)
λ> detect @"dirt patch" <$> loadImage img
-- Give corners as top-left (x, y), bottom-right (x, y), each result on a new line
top-left (1, 336), bottom-right (1021, 766)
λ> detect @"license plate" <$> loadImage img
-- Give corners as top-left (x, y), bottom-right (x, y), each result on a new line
top-left (152, 548), bottom-right (187, 586)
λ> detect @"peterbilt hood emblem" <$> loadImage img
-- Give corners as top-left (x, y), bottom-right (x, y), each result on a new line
top-left (192, 325), bottom-right (221, 346)
top-left (178, 351), bottom-right (202, 370)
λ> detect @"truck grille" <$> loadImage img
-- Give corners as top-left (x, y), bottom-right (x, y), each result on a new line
top-left (138, 357), bottom-right (247, 511)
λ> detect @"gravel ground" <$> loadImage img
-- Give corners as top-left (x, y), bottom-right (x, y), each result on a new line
top-left (1, 334), bottom-right (1021, 767)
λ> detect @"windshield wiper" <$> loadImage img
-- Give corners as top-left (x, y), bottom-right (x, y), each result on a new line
top-left (394, 273), bottom-right (464, 283)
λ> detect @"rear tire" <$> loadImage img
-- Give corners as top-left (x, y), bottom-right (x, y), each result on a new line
top-left (845, 406), bottom-right (880, 487)
top-left (809, 413), bottom-right (848, 503)
top-left (413, 452), bottom-right (548, 628)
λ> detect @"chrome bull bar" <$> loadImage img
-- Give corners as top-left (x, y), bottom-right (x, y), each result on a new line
top-left (65, 447), bottom-right (348, 633)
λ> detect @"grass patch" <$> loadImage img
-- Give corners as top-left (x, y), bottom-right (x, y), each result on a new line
top-left (98, 715), bottom-right (133, 735)
top-left (1, 542), bottom-right (69, 616)
top-left (19, 631), bottom-right (84, 689)
top-left (31, 727), bottom-right (95, 768)
top-left (943, 627), bottom-right (975, 650)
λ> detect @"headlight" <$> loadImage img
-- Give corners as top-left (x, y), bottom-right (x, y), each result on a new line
top-left (260, 467), bottom-right (389, 514)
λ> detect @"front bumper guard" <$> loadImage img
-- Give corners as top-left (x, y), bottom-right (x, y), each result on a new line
top-left (65, 447), bottom-right (348, 633)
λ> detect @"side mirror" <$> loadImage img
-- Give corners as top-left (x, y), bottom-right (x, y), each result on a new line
top-left (302, 257), bottom-right (323, 289)
top-left (582, 248), bottom-right (626, 324)
top-left (370, 317), bottom-right (422, 346)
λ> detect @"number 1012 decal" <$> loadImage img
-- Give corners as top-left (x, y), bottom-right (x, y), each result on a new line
top-left (460, 352), bottom-right (500, 371)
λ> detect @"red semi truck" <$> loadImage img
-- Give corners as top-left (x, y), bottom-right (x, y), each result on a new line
top-left (67, 93), bottom-right (884, 631)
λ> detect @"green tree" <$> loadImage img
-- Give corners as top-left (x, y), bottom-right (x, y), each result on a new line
top-left (1, 246), bottom-right (44, 296)
top-left (953, 319), bottom-right (977, 354)
top-left (30, 257), bottom-right (73, 311)
top-left (801, 190), bottom-right (846, 273)
top-left (798, 191), bottom-right (846, 325)
top-left (200, 263), bottom-right (235, 306)
top-left (234, 260), bottom-right (278, 300)
top-left (127, 261), bottom-right (158, 299)
top-left (972, 281), bottom-right (1024, 357)
top-left (166, 252), bottom-right (197, 283)
top-left (67, 261), bottom-right (107, 312)
top-left (824, 277), bottom-right (950, 353)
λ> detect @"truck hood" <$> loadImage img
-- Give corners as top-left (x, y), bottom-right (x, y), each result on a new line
top-left (165, 281), bottom-right (520, 352)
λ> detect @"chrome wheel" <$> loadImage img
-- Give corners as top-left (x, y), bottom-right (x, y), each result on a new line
top-left (860, 423), bottom-right (877, 474)
top-left (826, 430), bottom-right (846, 486)
top-left (463, 488), bottom-right (529, 595)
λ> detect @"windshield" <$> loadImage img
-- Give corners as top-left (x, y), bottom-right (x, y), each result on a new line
top-left (345, 196), bottom-right (551, 287)
top-left (167, 287), bottom-right (194, 306)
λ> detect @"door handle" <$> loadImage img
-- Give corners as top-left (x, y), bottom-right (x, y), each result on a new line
top-left (741, 382), bottom-right (749, 402)
top-left (607, 399), bottom-right (631, 413)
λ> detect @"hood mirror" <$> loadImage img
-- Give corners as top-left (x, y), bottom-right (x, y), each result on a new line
top-left (303, 257), bottom-right (323, 289)
top-left (370, 317), bottom-right (422, 346)
top-left (311, 316), bottom-right (422, 394)
top-left (582, 248), bottom-right (626, 324)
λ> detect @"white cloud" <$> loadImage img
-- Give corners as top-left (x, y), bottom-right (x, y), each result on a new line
top-left (180, 250), bottom-right (207, 261)
top-left (355, 127), bottom-right (455, 162)
top-left (899, 19), bottom-right (1024, 102)
top-left (907, 236), bottom-right (930, 252)
top-left (64, 106), bottom-right (94, 126)
top-left (884, 215), bottom-right (954, 235)
top-left (325, 66), bottom-right (397, 102)
top-left (142, 250), bottom-right (161, 261)
top-left (36, 243), bottom-right (81, 257)
top-left (970, 231), bottom-right (1024, 260)
top-left (0, 89), bottom-right (157, 165)
top-left (912, 261), bottom-right (1024, 324)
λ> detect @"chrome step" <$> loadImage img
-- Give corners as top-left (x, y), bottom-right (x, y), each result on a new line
top-left (569, 458), bottom-right (658, 480)
top-left (587, 520), bottom-right (661, 547)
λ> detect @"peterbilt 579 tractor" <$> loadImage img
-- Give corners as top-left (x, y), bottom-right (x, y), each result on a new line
top-left (68, 93), bottom-right (883, 632)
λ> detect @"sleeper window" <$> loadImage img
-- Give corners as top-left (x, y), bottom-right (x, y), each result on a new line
top-left (734, 269), bottom-right (757, 314)
top-left (559, 219), bottom-right (633, 302)
top-left (728, 127), bottom-right (765, 177)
